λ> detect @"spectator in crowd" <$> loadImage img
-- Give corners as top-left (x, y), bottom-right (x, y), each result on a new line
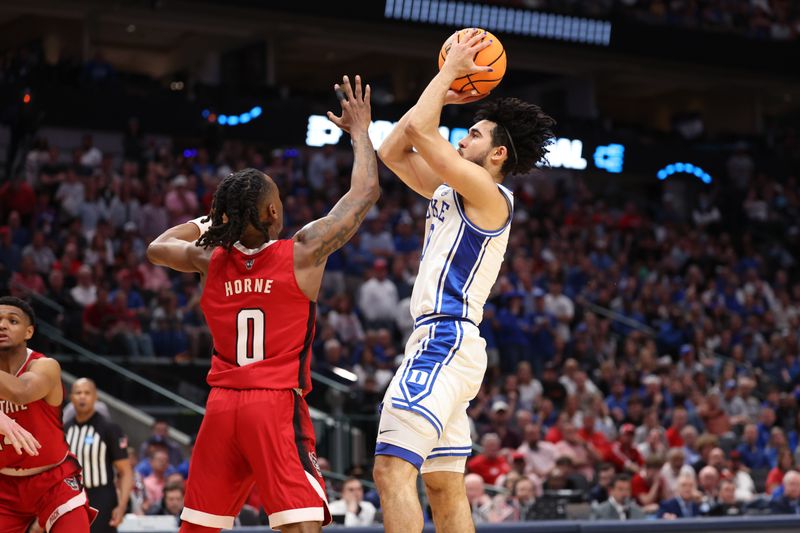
top-left (138, 420), bottom-right (184, 467)
top-left (468, 433), bottom-right (511, 485)
top-left (637, 427), bottom-right (668, 461)
top-left (55, 167), bottom-right (85, 218)
top-left (697, 466), bottom-right (720, 509)
top-left (631, 456), bottom-right (666, 513)
top-left (591, 474), bottom-right (646, 520)
top-left (146, 482), bottom-right (184, 521)
top-left (661, 448), bottom-right (696, 499)
top-left (720, 451), bottom-right (753, 503)
top-left (708, 479), bottom-right (745, 517)
top-left (680, 425), bottom-right (700, 466)
top-left (518, 422), bottom-right (557, 480)
top-left (328, 477), bottom-right (378, 526)
top-left (544, 280), bottom-right (573, 342)
top-left (737, 423), bottom-right (769, 469)
top-left (142, 448), bottom-right (170, 512)
top-left (307, 144), bottom-right (337, 191)
top-left (658, 474), bottom-right (702, 519)
top-left (465, 473), bottom-right (493, 524)
top-left (327, 294), bottom-right (365, 345)
top-left (766, 448), bottom-right (796, 494)
top-left (512, 477), bottom-right (537, 521)
top-left (770, 470), bottom-right (800, 515)
top-left (9, 255), bottom-right (45, 297)
top-left (608, 423), bottom-right (644, 473)
top-left (483, 400), bottom-right (522, 449)
top-left (665, 407), bottom-right (689, 448)
top-left (357, 258), bottom-right (398, 329)
top-left (555, 421), bottom-right (597, 482)
top-left (22, 231), bottom-right (56, 274)
top-left (79, 133), bottom-right (103, 169)
top-left (164, 174), bottom-right (198, 226)
top-left (360, 214), bottom-right (395, 258)
top-left (588, 463), bottom-right (616, 504)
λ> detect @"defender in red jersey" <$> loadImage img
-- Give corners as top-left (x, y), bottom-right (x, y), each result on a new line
top-left (148, 74), bottom-right (378, 533)
top-left (0, 297), bottom-right (97, 532)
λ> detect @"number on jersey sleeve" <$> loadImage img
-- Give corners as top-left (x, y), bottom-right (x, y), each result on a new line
top-left (237, 309), bottom-right (265, 366)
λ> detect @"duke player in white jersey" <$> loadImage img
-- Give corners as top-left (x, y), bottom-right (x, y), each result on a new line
top-left (373, 30), bottom-right (555, 533)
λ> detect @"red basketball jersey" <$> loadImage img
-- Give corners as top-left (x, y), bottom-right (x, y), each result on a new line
top-left (0, 350), bottom-right (69, 471)
top-left (201, 240), bottom-right (316, 394)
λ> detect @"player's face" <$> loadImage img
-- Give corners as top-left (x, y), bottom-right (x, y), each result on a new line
top-left (457, 120), bottom-right (495, 168)
top-left (0, 305), bottom-right (33, 351)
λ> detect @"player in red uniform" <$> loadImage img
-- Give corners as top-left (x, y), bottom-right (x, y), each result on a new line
top-left (147, 74), bottom-right (378, 533)
top-left (0, 296), bottom-right (97, 532)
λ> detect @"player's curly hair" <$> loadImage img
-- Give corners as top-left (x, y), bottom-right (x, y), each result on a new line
top-left (473, 97), bottom-right (556, 175)
top-left (196, 168), bottom-right (274, 251)
top-left (0, 296), bottom-right (36, 327)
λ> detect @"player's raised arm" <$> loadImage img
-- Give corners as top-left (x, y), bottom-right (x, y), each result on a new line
top-left (146, 220), bottom-right (212, 274)
top-left (404, 30), bottom-right (506, 214)
top-left (294, 75), bottom-right (380, 268)
top-left (378, 94), bottom-right (486, 200)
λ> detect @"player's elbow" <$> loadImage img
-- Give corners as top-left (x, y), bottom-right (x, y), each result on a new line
top-left (368, 184), bottom-right (381, 205)
top-left (146, 242), bottom-right (165, 265)
top-left (403, 120), bottom-right (423, 141)
top-left (377, 143), bottom-right (395, 164)
top-left (5, 384), bottom-right (28, 405)
top-left (354, 183), bottom-right (381, 207)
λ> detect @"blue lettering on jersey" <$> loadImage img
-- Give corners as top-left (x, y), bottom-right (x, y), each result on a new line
top-left (426, 199), bottom-right (450, 222)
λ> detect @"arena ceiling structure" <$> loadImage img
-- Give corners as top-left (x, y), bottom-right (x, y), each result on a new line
top-left (0, 0), bottom-right (799, 135)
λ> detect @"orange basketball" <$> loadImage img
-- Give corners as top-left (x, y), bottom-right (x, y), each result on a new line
top-left (438, 28), bottom-right (506, 94)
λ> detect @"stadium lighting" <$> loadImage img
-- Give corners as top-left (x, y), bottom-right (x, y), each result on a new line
top-left (657, 162), bottom-right (712, 184)
top-left (384, 0), bottom-right (612, 46)
top-left (203, 105), bottom-right (263, 126)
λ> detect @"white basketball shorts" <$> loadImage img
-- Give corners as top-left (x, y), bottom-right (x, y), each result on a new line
top-left (375, 317), bottom-right (487, 473)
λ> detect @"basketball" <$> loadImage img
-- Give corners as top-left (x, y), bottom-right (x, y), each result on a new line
top-left (438, 28), bottom-right (507, 94)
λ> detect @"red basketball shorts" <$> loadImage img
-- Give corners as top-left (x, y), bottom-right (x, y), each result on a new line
top-left (181, 388), bottom-right (330, 530)
top-left (0, 456), bottom-right (97, 532)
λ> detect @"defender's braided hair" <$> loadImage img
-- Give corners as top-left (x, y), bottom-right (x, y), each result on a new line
top-left (473, 97), bottom-right (556, 176)
top-left (196, 168), bottom-right (274, 251)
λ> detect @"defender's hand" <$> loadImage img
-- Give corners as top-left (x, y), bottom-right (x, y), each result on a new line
top-left (327, 75), bottom-right (372, 136)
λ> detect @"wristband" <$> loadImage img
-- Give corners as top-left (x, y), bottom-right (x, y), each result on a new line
top-left (189, 216), bottom-right (212, 235)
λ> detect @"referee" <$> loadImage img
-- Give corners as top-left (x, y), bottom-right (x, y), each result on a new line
top-left (65, 378), bottom-right (133, 533)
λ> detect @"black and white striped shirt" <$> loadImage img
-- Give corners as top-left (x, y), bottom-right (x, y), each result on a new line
top-left (64, 412), bottom-right (128, 490)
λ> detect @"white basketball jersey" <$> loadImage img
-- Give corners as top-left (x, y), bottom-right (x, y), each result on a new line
top-left (409, 183), bottom-right (513, 326)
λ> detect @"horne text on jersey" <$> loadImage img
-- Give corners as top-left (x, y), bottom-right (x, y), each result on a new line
top-left (223, 277), bottom-right (274, 297)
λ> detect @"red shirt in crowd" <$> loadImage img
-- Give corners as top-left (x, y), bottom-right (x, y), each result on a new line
top-left (578, 427), bottom-right (611, 458)
top-left (467, 454), bottom-right (511, 485)
top-left (545, 426), bottom-right (563, 444)
top-left (665, 427), bottom-right (684, 448)
top-left (631, 472), bottom-right (664, 505)
top-left (607, 441), bottom-right (644, 471)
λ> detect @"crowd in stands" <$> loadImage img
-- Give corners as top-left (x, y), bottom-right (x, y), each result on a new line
top-left (1, 93), bottom-right (800, 527)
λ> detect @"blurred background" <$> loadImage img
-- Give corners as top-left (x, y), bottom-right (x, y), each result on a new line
top-left (2, 0), bottom-right (800, 529)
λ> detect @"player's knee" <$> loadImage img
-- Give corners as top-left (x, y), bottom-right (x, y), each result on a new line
top-left (373, 455), bottom-right (417, 490)
top-left (424, 473), bottom-right (465, 502)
